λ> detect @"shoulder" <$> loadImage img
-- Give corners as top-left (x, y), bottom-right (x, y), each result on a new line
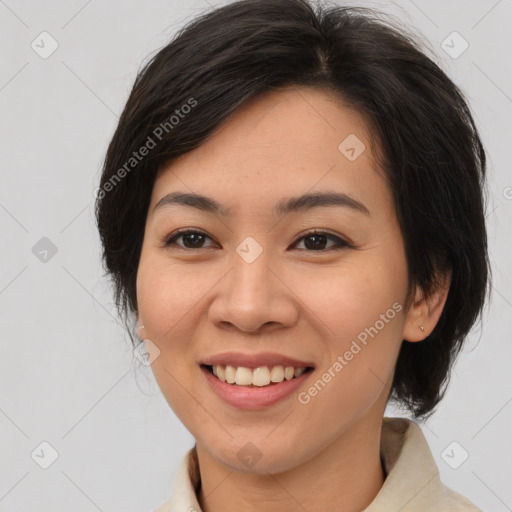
top-left (366, 417), bottom-right (483, 512)
top-left (443, 485), bottom-right (483, 511)
top-left (153, 446), bottom-right (202, 512)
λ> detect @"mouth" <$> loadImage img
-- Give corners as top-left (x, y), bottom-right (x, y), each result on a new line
top-left (201, 363), bottom-right (315, 388)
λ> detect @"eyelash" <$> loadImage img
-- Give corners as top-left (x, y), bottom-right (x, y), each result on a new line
top-left (163, 228), bottom-right (353, 252)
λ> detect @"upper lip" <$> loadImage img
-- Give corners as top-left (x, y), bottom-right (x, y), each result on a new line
top-left (201, 351), bottom-right (315, 369)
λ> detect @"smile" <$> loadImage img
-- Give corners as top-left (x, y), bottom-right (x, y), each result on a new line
top-left (201, 363), bottom-right (315, 410)
top-left (204, 364), bottom-right (314, 387)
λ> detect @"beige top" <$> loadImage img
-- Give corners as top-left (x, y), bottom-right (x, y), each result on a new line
top-left (154, 417), bottom-right (482, 512)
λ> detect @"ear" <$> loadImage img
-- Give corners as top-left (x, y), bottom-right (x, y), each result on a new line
top-left (402, 270), bottom-right (451, 342)
top-left (137, 315), bottom-right (146, 339)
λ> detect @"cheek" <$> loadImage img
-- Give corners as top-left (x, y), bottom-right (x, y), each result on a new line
top-left (136, 255), bottom-right (213, 343)
top-left (292, 256), bottom-right (406, 404)
top-left (291, 256), bottom-right (405, 345)
top-left (136, 255), bottom-right (208, 430)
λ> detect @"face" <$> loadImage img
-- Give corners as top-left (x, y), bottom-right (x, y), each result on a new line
top-left (136, 86), bottom-right (414, 474)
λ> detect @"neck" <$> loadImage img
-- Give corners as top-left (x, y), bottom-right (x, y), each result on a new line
top-left (196, 416), bottom-right (385, 512)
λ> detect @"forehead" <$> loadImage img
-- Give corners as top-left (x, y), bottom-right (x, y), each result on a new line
top-left (150, 86), bottom-right (390, 219)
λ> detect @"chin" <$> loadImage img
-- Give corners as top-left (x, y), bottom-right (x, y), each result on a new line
top-left (201, 432), bottom-right (311, 476)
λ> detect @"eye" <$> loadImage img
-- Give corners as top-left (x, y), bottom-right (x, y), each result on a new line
top-left (293, 229), bottom-right (352, 251)
top-left (164, 229), bottom-right (216, 250)
top-left (164, 229), bottom-right (352, 251)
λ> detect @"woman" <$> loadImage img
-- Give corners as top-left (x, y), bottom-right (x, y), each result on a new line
top-left (95, 0), bottom-right (490, 510)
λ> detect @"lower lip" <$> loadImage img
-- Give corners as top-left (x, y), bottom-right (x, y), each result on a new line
top-left (201, 365), bottom-right (313, 411)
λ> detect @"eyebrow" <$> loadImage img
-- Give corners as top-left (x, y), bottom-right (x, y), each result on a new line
top-left (153, 190), bottom-right (370, 217)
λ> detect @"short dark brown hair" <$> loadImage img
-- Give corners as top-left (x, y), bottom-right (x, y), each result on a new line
top-left (95, 0), bottom-right (491, 419)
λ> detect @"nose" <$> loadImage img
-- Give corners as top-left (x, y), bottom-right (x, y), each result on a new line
top-left (208, 248), bottom-right (299, 334)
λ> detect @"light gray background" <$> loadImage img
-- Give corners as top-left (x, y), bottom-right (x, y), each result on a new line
top-left (1, 0), bottom-right (511, 511)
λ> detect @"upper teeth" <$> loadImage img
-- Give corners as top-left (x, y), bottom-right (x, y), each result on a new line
top-left (212, 365), bottom-right (307, 386)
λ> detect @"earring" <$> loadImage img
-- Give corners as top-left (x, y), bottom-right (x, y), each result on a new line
top-left (138, 325), bottom-right (144, 329)
top-left (419, 325), bottom-right (425, 334)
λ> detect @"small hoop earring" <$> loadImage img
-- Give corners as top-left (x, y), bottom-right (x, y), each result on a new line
top-left (138, 325), bottom-right (144, 330)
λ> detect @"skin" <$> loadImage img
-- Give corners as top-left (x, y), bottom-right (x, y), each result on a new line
top-left (136, 86), bottom-right (450, 512)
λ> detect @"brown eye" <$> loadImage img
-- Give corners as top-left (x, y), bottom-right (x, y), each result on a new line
top-left (164, 229), bottom-right (352, 252)
top-left (293, 230), bottom-right (351, 251)
top-left (165, 230), bottom-right (215, 249)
